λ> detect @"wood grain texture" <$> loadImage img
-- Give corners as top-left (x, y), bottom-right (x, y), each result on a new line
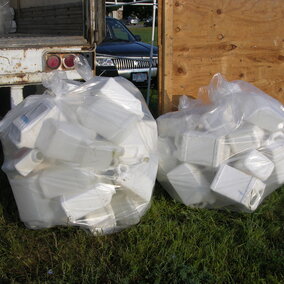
top-left (158, 0), bottom-right (284, 113)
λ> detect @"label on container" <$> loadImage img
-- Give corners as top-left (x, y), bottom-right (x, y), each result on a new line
top-left (12, 103), bottom-right (52, 131)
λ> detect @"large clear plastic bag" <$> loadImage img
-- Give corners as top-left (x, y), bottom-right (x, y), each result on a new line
top-left (0, 56), bottom-right (158, 234)
top-left (157, 73), bottom-right (284, 212)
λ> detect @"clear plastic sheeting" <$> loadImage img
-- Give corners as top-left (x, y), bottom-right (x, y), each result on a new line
top-left (157, 73), bottom-right (284, 212)
top-left (0, 56), bottom-right (158, 235)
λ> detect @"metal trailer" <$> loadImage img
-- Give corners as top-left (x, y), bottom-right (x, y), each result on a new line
top-left (0, 0), bottom-right (105, 106)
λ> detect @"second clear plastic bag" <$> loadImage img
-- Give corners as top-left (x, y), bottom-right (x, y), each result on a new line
top-left (157, 73), bottom-right (284, 212)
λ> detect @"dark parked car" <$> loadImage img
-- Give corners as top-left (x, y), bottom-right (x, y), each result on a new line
top-left (126, 16), bottom-right (140, 25)
top-left (96, 17), bottom-right (158, 87)
top-left (144, 17), bottom-right (157, 27)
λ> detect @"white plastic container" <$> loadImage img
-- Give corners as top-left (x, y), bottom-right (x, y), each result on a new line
top-left (245, 108), bottom-right (284, 132)
top-left (157, 115), bottom-right (189, 137)
top-left (88, 77), bottom-right (144, 115)
top-left (61, 183), bottom-right (116, 222)
top-left (261, 140), bottom-right (284, 162)
top-left (210, 165), bottom-right (265, 211)
top-left (158, 137), bottom-right (179, 174)
top-left (200, 103), bottom-right (238, 134)
top-left (36, 119), bottom-right (93, 161)
top-left (2, 148), bottom-right (44, 176)
top-left (116, 155), bottom-right (158, 202)
top-left (36, 119), bottom-right (115, 169)
top-left (8, 100), bottom-right (62, 149)
top-left (39, 166), bottom-right (95, 199)
top-left (226, 123), bottom-right (265, 154)
top-left (83, 205), bottom-right (116, 234)
top-left (14, 149), bottom-right (44, 176)
top-left (157, 167), bottom-right (184, 203)
top-left (233, 150), bottom-right (274, 181)
top-left (261, 141), bottom-right (284, 185)
top-left (167, 163), bottom-right (213, 205)
top-left (117, 119), bottom-right (156, 164)
top-left (77, 96), bottom-right (143, 144)
top-left (9, 174), bottom-right (67, 228)
top-left (110, 189), bottom-right (142, 226)
top-left (177, 130), bottom-right (230, 167)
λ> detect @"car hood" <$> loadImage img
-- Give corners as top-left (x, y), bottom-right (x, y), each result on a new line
top-left (96, 41), bottom-right (158, 57)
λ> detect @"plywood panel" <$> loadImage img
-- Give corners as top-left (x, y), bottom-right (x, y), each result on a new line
top-left (158, 0), bottom-right (284, 113)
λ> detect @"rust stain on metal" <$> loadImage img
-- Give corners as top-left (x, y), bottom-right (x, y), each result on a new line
top-left (16, 74), bottom-right (29, 84)
top-left (0, 55), bottom-right (10, 64)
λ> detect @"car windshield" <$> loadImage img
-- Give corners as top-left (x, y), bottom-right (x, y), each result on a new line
top-left (105, 18), bottom-right (136, 42)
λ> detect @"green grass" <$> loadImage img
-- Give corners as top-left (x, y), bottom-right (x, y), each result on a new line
top-left (128, 26), bottom-right (158, 46)
top-left (0, 169), bottom-right (283, 283)
top-left (0, 28), bottom-right (283, 283)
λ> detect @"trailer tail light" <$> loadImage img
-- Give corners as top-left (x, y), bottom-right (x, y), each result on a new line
top-left (46, 55), bottom-right (61, 69)
top-left (63, 54), bottom-right (76, 68)
top-left (44, 52), bottom-right (93, 72)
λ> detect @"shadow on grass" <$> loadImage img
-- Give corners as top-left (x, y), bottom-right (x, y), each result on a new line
top-left (0, 141), bottom-right (20, 224)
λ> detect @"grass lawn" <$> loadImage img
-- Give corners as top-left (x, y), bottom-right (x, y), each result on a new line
top-left (0, 27), bottom-right (283, 283)
top-left (0, 169), bottom-right (283, 283)
top-left (128, 26), bottom-right (158, 46)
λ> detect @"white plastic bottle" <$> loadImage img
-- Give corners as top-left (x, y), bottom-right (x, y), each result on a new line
top-left (226, 123), bottom-right (265, 154)
top-left (245, 107), bottom-right (284, 132)
top-left (233, 150), bottom-right (274, 181)
top-left (8, 99), bottom-right (63, 149)
top-left (177, 130), bottom-right (231, 168)
top-left (61, 183), bottom-right (116, 222)
top-left (83, 205), bottom-right (117, 234)
top-left (11, 148), bottom-right (44, 176)
top-left (115, 155), bottom-right (158, 202)
top-left (9, 174), bottom-right (67, 228)
top-left (110, 189), bottom-right (142, 226)
top-left (77, 95), bottom-right (144, 144)
top-left (167, 163), bottom-right (214, 206)
top-left (210, 164), bottom-right (265, 211)
top-left (39, 166), bottom-right (96, 199)
top-left (117, 119), bottom-right (156, 164)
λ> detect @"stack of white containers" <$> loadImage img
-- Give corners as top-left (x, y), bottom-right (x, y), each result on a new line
top-left (0, 57), bottom-right (158, 234)
top-left (157, 73), bottom-right (284, 212)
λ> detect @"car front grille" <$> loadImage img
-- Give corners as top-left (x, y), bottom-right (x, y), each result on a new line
top-left (112, 57), bottom-right (158, 70)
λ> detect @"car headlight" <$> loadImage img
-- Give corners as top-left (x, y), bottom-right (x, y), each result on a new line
top-left (96, 58), bottom-right (115, 67)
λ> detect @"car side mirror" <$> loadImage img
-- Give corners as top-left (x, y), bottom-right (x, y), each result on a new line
top-left (134, 35), bottom-right (141, 41)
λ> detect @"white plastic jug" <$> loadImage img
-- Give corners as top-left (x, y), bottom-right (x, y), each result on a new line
top-left (77, 96), bottom-right (143, 144)
top-left (158, 137), bottom-right (179, 174)
top-left (233, 150), bottom-right (274, 181)
top-left (116, 155), bottom-right (158, 202)
top-left (36, 119), bottom-right (115, 169)
top-left (8, 100), bottom-right (63, 149)
top-left (167, 163), bottom-right (214, 205)
top-left (87, 77), bottom-right (144, 115)
top-left (117, 119), bottom-right (156, 164)
top-left (226, 123), bottom-right (265, 154)
top-left (2, 148), bottom-right (44, 176)
top-left (83, 205), bottom-right (116, 233)
top-left (9, 174), bottom-right (67, 228)
top-left (39, 166), bottom-right (95, 199)
top-left (110, 189), bottom-right (142, 226)
top-left (61, 183), bottom-right (116, 222)
top-left (177, 130), bottom-right (231, 168)
top-left (211, 164), bottom-right (265, 211)
top-left (245, 108), bottom-right (284, 132)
